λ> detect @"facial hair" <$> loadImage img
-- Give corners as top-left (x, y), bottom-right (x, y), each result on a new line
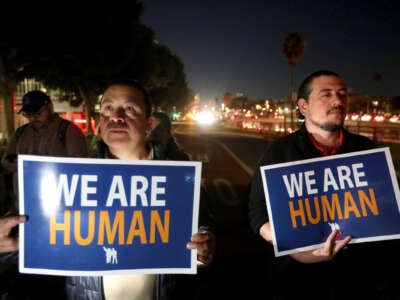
top-left (105, 121), bottom-right (128, 130)
top-left (310, 119), bottom-right (342, 132)
top-left (309, 105), bottom-right (345, 132)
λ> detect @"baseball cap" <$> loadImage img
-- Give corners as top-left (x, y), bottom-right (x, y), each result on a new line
top-left (18, 90), bottom-right (50, 114)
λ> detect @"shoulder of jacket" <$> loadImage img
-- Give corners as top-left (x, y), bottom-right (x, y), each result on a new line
top-left (55, 117), bottom-right (74, 146)
top-left (60, 118), bottom-right (72, 131)
top-left (15, 123), bottom-right (30, 139)
top-left (152, 142), bottom-right (165, 160)
top-left (59, 116), bottom-right (71, 128)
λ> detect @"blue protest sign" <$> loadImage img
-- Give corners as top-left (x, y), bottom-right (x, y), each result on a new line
top-left (260, 147), bottom-right (400, 256)
top-left (18, 155), bottom-right (202, 276)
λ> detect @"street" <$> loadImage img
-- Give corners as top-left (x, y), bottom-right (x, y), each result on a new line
top-left (168, 123), bottom-right (274, 299)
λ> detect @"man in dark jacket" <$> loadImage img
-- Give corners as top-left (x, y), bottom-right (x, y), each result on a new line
top-left (65, 79), bottom-right (215, 300)
top-left (0, 79), bottom-right (215, 300)
top-left (248, 70), bottom-right (399, 299)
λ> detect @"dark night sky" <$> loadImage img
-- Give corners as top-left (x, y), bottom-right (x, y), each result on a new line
top-left (141, 0), bottom-right (400, 102)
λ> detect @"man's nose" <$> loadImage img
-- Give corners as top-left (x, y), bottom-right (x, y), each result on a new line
top-left (332, 92), bottom-right (347, 104)
top-left (109, 107), bottom-right (125, 120)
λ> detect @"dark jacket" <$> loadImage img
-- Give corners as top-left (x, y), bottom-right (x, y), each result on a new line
top-left (66, 142), bottom-right (215, 300)
top-left (248, 123), bottom-right (377, 233)
top-left (248, 124), bottom-right (399, 300)
top-left (153, 138), bottom-right (190, 161)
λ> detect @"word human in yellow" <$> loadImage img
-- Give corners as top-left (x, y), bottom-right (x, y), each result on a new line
top-left (289, 187), bottom-right (379, 228)
top-left (49, 209), bottom-right (170, 246)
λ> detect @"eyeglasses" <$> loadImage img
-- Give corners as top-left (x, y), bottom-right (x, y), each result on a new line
top-left (22, 105), bottom-right (48, 118)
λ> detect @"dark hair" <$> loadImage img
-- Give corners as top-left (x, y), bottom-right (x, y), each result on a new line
top-left (102, 78), bottom-right (152, 117)
top-left (152, 111), bottom-right (172, 132)
top-left (297, 70), bottom-right (341, 101)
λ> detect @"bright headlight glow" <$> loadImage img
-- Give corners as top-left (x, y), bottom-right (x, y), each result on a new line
top-left (40, 169), bottom-right (61, 216)
top-left (194, 111), bottom-right (215, 125)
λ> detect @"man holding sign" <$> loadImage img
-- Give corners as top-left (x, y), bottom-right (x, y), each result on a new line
top-left (66, 79), bottom-right (215, 299)
top-left (0, 79), bottom-right (215, 300)
top-left (248, 70), bottom-right (399, 299)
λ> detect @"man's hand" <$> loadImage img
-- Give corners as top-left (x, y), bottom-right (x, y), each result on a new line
top-left (291, 230), bottom-right (352, 263)
top-left (259, 222), bottom-right (273, 243)
top-left (258, 222), bottom-right (352, 264)
top-left (0, 215), bottom-right (27, 253)
top-left (187, 230), bottom-right (216, 265)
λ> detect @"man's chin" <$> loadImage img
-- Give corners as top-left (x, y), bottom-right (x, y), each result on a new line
top-left (31, 122), bottom-right (44, 130)
top-left (321, 122), bottom-right (343, 132)
top-left (105, 138), bottom-right (128, 147)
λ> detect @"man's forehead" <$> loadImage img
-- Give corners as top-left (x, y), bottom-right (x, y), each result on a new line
top-left (313, 75), bottom-right (345, 85)
top-left (102, 86), bottom-right (144, 104)
top-left (312, 76), bottom-right (346, 90)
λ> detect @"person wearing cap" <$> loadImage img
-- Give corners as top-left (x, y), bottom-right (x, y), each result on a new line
top-left (0, 81), bottom-right (215, 300)
top-left (1, 90), bottom-right (89, 211)
top-left (0, 90), bottom-right (88, 299)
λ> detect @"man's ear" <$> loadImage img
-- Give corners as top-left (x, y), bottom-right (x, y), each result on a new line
top-left (48, 101), bottom-right (55, 113)
top-left (145, 117), bottom-right (153, 137)
top-left (297, 98), bottom-right (307, 115)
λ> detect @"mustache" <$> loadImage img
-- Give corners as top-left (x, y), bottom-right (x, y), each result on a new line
top-left (105, 122), bottom-right (128, 130)
top-left (327, 106), bottom-right (345, 114)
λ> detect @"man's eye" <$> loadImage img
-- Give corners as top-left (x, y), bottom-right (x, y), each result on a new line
top-left (102, 105), bottom-right (112, 111)
top-left (125, 106), bottom-right (139, 115)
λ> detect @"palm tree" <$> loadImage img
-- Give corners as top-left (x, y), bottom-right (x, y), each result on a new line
top-left (282, 32), bottom-right (306, 130)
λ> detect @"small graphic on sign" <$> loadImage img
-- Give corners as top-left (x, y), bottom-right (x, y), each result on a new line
top-left (103, 247), bottom-right (118, 264)
top-left (328, 222), bottom-right (342, 240)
